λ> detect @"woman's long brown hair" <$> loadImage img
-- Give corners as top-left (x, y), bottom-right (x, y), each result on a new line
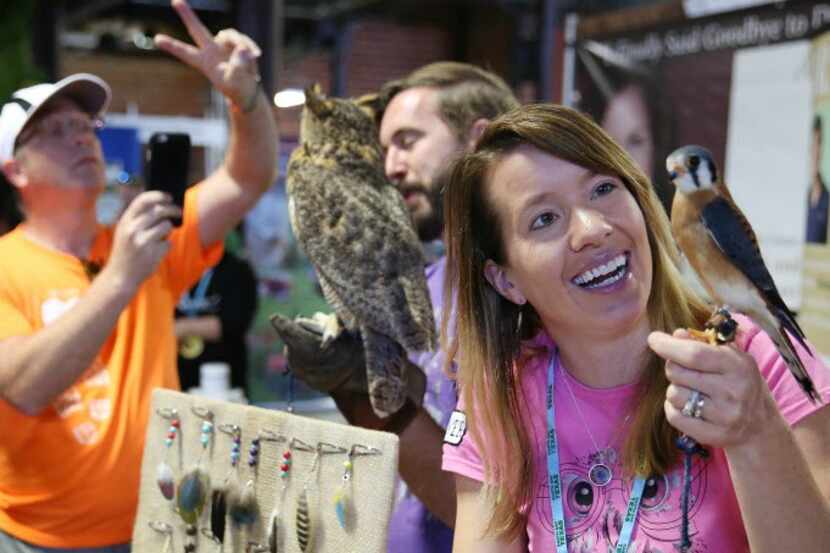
top-left (441, 104), bottom-right (710, 540)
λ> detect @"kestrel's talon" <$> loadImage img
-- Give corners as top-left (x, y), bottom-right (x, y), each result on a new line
top-left (687, 327), bottom-right (718, 346)
top-left (705, 307), bottom-right (737, 345)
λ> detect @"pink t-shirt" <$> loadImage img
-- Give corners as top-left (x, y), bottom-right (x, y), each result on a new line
top-left (442, 315), bottom-right (830, 552)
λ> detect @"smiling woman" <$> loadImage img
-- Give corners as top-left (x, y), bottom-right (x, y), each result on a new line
top-left (440, 104), bottom-right (830, 553)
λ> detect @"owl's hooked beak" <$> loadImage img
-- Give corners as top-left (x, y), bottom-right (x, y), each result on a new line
top-left (304, 83), bottom-right (332, 117)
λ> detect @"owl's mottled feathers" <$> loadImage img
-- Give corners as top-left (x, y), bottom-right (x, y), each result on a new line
top-left (285, 85), bottom-right (436, 417)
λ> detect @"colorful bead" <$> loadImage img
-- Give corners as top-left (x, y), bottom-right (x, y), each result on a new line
top-left (200, 421), bottom-right (213, 449)
top-left (248, 437), bottom-right (261, 467)
top-left (164, 418), bottom-right (180, 448)
top-left (280, 449), bottom-right (292, 478)
top-left (231, 435), bottom-right (241, 467)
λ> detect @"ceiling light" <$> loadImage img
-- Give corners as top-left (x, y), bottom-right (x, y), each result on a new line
top-left (273, 88), bottom-right (305, 108)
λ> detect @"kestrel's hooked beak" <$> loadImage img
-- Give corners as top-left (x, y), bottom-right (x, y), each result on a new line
top-left (666, 156), bottom-right (686, 184)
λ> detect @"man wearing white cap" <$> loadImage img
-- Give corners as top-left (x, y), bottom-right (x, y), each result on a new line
top-left (0, 1), bottom-right (277, 550)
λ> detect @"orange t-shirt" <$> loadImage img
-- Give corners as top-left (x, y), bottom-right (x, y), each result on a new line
top-left (0, 186), bottom-right (223, 548)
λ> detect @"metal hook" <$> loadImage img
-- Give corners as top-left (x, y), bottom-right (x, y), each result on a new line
top-left (246, 542), bottom-right (269, 553)
top-left (289, 437), bottom-right (315, 452)
top-left (191, 405), bottom-right (214, 421)
top-left (149, 520), bottom-right (174, 534)
top-left (257, 429), bottom-right (287, 443)
top-left (349, 443), bottom-right (382, 457)
top-left (156, 407), bottom-right (179, 420)
top-left (317, 441), bottom-right (348, 455)
top-left (217, 423), bottom-right (241, 438)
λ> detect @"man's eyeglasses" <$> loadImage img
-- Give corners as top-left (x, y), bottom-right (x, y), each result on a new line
top-left (15, 114), bottom-right (104, 150)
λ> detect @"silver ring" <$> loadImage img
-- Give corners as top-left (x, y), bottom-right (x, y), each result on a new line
top-left (692, 394), bottom-right (705, 420)
top-left (682, 389), bottom-right (702, 418)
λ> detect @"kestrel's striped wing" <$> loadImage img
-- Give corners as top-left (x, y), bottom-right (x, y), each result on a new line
top-left (699, 195), bottom-right (809, 350)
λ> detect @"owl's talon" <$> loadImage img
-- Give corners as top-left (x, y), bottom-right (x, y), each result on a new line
top-left (315, 313), bottom-right (342, 348)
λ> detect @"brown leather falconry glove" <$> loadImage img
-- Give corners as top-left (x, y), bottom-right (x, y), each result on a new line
top-left (269, 313), bottom-right (427, 409)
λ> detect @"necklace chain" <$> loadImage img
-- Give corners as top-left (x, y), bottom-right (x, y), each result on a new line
top-left (559, 364), bottom-right (631, 456)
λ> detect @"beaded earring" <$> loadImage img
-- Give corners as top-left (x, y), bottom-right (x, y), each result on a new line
top-left (265, 437), bottom-right (313, 553)
top-left (155, 408), bottom-right (180, 501)
top-left (333, 444), bottom-right (382, 531)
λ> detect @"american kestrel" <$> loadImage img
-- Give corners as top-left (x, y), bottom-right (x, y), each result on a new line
top-left (666, 145), bottom-right (820, 402)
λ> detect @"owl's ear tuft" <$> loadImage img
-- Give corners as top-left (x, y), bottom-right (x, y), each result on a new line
top-left (354, 92), bottom-right (382, 122)
top-left (304, 83), bottom-right (332, 117)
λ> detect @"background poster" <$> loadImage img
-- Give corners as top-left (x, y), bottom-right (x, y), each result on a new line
top-left (800, 29), bottom-right (830, 357)
top-left (570, 1), bottom-right (830, 356)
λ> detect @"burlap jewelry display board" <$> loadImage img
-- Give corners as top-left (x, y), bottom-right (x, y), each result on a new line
top-left (132, 389), bottom-right (399, 552)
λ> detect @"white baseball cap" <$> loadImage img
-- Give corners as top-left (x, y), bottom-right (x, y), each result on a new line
top-left (0, 73), bottom-right (111, 164)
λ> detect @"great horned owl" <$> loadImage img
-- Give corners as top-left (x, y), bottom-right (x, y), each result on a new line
top-left (284, 84), bottom-right (436, 417)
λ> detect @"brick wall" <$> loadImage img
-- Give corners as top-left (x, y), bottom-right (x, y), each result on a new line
top-left (62, 50), bottom-right (211, 116)
top-left (60, 15), bottom-right (518, 140)
top-left (277, 18), bottom-right (456, 137)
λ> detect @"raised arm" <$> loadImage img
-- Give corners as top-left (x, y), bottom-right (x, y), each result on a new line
top-left (154, 0), bottom-right (279, 249)
top-left (0, 192), bottom-right (179, 414)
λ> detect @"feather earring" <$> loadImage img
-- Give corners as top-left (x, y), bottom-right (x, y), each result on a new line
top-left (296, 485), bottom-right (313, 553)
top-left (155, 408), bottom-right (180, 501)
top-left (334, 444), bottom-right (382, 531)
top-left (266, 437), bottom-right (312, 552)
top-left (212, 423), bottom-right (243, 542)
top-left (177, 467), bottom-right (210, 526)
top-left (209, 488), bottom-right (228, 543)
top-left (228, 428), bottom-right (282, 527)
top-left (295, 441), bottom-right (347, 552)
top-left (174, 407), bottom-right (214, 530)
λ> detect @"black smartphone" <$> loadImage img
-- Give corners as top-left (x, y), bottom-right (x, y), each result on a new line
top-left (146, 132), bottom-right (191, 227)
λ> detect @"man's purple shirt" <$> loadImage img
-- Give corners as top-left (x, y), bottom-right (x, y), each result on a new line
top-left (386, 256), bottom-right (455, 553)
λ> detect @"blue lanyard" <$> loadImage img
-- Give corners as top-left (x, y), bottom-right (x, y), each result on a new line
top-left (545, 350), bottom-right (646, 553)
top-left (178, 269), bottom-right (214, 316)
